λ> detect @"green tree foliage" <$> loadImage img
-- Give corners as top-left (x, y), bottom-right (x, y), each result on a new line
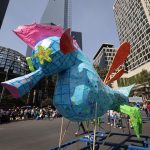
top-left (93, 65), bottom-right (108, 81)
top-left (118, 69), bottom-right (149, 86)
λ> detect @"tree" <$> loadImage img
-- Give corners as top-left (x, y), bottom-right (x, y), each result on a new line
top-left (117, 69), bottom-right (150, 87)
top-left (93, 65), bottom-right (108, 81)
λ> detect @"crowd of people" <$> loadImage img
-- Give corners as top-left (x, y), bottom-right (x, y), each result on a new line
top-left (0, 106), bottom-right (62, 124)
top-left (107, 110), bottom-right (123, 128)
top-left (1, 101), bottom-right (150, 125)
top-left (106, 101), bottom-right (150, 129)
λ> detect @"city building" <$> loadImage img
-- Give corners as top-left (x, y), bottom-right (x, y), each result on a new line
top-left (113, 0), bottom-right (150, 96)
top-left (93, 43), bottom-right (116, 69)
top-left (0, 0), bottom-right (9, 28)
top-left (113, 0), bottom-right (150, 77)
top-left (93, 44), bottom-right (124, 89)
top-left (26, 0), bottom-right (83, 56)
top-left (26, 0), bottom-right (72, 57)
top-left (0, 46), bottom-right (29, 106)
top-left (71, 31), bottom-right (82, 50)
top-left (40, 0), bottom-right (72, 29)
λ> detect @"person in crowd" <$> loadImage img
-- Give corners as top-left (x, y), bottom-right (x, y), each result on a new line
top-left (0, 105), bottom-right (62, 123)
top-left (113, 111), bottom-right (118, 128)
top-left (109, 110), bottom-right (114, 126)
top-left (116, 112), bottom-right (123, 129)
top-left (147, 101), bottom-right (150, 120)
top-left (0, 109), bottom-right (3, 124)
top-left (143, 101), bottom-right (148, 117)
top-left (75, 122), bottom-right (87, 136)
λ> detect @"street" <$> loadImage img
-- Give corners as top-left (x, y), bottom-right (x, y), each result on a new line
top-left (0, 115), bottom-right (150, 150)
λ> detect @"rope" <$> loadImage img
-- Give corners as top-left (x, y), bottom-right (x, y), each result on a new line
top-left (97, 116), bottom-right (107, 132)
top-left (61, 121), bottom-right (71, 144)
top-left (85, 120), bottom-right (92, 150)
top-left (98, 130), bottom-right (112, 150)
top-left (99, 110), bottom-right (112, 149)
top-left (58, 117), bottom-right (64, 149)
top-left (93, 102), bottom-right (98, 150)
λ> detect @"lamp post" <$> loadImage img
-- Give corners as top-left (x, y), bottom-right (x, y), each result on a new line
top-left (0, 57), bottom-right (21, 103)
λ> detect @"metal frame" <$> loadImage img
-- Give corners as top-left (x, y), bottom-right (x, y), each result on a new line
top-left (48, 131), bottom-right (150, 150)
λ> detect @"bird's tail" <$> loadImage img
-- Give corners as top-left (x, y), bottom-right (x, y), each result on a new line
top-left (115, 84), bottom-right (135, 97)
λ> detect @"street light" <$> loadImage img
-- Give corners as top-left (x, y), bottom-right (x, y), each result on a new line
top-left (0, 56), bottom-right (21, 103)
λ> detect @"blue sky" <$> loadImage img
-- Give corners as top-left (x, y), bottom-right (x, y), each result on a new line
top-left (0, 0), bottom-right (119, 61)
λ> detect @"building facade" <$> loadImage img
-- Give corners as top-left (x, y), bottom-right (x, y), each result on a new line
top-left (93, 44), bottom-right (116, 69)
top-left (71, 31), bottom-right (82, 50)
top-left (0, 0), bottom-right (9, 28)
top-left (26, 0), bottom-right (72, 57)
top-left (0, 46), bottom-right (29, 106)
top-left (113, 0), bottom-right (150, 96)
top-left (113, 0), bottom-right (150, 77)
top-left (93, 44), bottom-right (118, 88)
top-left (0, 46), bottom-right (28, 77)
top-left (40, 0), bottom-right (72, 29)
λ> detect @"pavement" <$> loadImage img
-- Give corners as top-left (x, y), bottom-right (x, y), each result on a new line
top-left (0, 112), bottom-right (150, 150)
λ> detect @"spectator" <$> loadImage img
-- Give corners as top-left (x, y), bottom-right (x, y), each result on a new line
top-left (75, 122), bottom-right (87, 136)
top-left (143, 102), bottom-right (148, 117)
top-left (113, 111), bottom-right (118, 128)
top-left (147, 102), bottom-right (150, 120)
top-left (116, 112), bottom-right (123, 129)
top-left (0, 105), bottom-right (61, 123)
top-left (109, 110), bottom-right (114, 126)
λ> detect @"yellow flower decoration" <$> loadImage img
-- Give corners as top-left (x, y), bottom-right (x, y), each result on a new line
top-left (34, 45), bottom-right (52, 65)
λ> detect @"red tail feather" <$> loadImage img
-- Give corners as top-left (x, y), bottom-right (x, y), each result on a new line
top-left (105, 69), bottom-right (125, 85)
top-left (104, 42), bottom-right (130, 84)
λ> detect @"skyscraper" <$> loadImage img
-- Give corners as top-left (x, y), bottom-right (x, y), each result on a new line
top-left (26, 0), bottom-right (83, 56)
top-left (93, 44), bottom-right (116, 69)
top-left (0, 0), bottom-right (10, 29)
top-left (113, 0), bottom-right (150, 78)
top-left (71, 31), bottom-right (82, 49)
top-left (26, 0), bottom-right (72, 57)
top-left (40, 0), bottom-right (72, 29)
top-left (93, 43), bottom-right (118, 88)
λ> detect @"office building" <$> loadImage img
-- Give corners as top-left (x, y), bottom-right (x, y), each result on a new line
top-left (113, 0), bottom-right (150, 96)
top-left (0, 0), bottom-right (9, 28)
top-left (71, 31), bottom-right (82, 50)
top-left (41, 0), bottom-right (72, 28)
top-left (93, 44), bottom-right (116, 69)
top-left (113, 0), bottom-right (150, 78)
top-left (26, 0), bottom-right (72, 57)
top-left (93, 44), bottom-right (119, 88)
top-left (0, 46), bottom-right (29, 106)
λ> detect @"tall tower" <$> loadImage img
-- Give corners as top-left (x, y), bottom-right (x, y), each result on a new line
top-left (93, 44), bottom-right (116, 69)
top-left (113, 0), bottom-right (150, 77)
top-left (40, 0), bottom-right (72, 28)
top-left (0, 0), bottom-right (9, 29)
top-left (26, 0), bottom-right (72, 56)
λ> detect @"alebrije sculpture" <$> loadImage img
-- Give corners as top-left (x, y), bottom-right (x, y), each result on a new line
top-left (1, 23), bottom-right (141, 137)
